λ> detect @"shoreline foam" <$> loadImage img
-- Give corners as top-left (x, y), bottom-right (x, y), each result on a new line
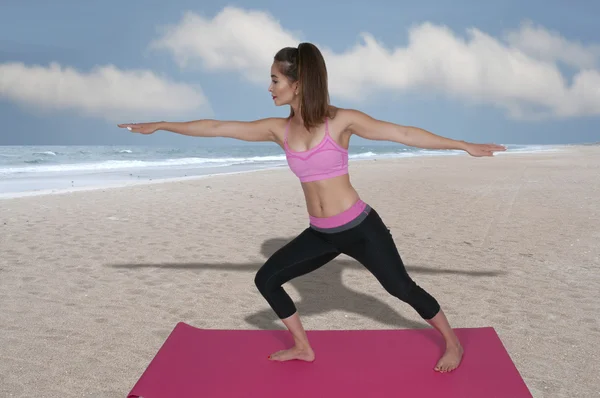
top-left (0, 145), bottom-right (570, 200)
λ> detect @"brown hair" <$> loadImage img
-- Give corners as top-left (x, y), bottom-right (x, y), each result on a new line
top-left (274, 42), bottom-right (331, 131)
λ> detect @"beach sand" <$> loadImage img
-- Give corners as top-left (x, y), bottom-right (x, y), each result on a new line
top-left (1, 145), bottom-right (598, 397)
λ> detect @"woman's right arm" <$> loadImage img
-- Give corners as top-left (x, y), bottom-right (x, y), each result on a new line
top-left (117, 118), bottom-right (280, 142)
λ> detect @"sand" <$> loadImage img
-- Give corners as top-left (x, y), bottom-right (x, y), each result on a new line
top-left (1, 145), bottom-right (598, 397)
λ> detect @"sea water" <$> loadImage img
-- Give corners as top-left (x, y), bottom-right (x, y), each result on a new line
top-left (0, 143), bottom-right (564, 198)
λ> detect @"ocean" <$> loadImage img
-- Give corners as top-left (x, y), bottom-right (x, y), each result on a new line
top-left (0, 143), bottom-right (565, 198)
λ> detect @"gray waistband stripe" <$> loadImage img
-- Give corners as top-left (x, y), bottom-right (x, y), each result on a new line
top-left (310, 204), bottom-right (372, 233)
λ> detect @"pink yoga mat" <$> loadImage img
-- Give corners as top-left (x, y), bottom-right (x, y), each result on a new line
top-left (127, 322), bottom-right (531, 398)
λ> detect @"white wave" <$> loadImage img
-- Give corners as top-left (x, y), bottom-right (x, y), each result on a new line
top-left (0, 146), bottom-right (560, 175)
top-left (0, 155), bottom-right (288, 174)
top-left (497, 145), bottom-right (565, 155)
top-left (415, 149), bottom-right (464, 156)
top-left (349, 151), bottom-right (377, 159)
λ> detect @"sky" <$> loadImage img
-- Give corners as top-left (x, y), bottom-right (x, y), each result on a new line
top-left (0, 0), bottom-right (599, 147)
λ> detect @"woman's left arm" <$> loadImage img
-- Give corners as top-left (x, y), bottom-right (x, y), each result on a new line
top-left (342, 109), bottom-right (506, 157)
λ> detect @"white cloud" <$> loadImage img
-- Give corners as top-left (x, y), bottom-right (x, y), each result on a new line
top-left (150, 8), bottom-right (300, 84)
top-left (151, 7), bottom-right (600, 120)
top-left (505, 20), bottom-right (600, 70)
top-left (0, 62), bottom-right (211, 122)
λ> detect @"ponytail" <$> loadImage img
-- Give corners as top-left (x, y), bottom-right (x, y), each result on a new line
top-left (296, 43), bottom-right (330, 130)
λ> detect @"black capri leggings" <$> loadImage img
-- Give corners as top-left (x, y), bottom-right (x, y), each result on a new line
top-left (254, 206), bottom-right (441, 321)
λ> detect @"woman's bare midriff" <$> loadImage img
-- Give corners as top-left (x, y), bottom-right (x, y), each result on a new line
top-left (300, 174), bottom-right (361, 218)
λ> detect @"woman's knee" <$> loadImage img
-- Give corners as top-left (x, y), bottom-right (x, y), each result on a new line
top-left (390, 279), bottom-right (440, 319)
top-left (384, 276), bottom-right (417, 301)
top-left (254, 257), bottom-right (282, 294)
top-left (254, 264), bottom-right (269, 293)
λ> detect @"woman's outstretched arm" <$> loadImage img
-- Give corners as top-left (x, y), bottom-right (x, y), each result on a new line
top-left (341, 109), bottom-right (506, 157)
top-left (117, 118), bottom-right (280, 143)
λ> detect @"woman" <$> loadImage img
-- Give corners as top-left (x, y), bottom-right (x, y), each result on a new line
top-left (118, 42), bottom-right (506, 373)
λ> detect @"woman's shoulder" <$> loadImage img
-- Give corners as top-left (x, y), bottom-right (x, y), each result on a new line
top-left (327, 106), bottom-right (357, 119)
top-left (328, 106), bottom-right (361, 126)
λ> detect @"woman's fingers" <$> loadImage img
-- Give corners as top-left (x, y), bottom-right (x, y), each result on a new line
top-left (117, 123), bottom-right (143, 132)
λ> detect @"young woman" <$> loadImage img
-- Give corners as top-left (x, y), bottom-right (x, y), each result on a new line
top-left (118, 42), bottom-right (506, 373)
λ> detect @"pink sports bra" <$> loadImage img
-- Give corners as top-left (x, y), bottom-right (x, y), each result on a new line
top-left (284, 118), bottom-right (349, 183)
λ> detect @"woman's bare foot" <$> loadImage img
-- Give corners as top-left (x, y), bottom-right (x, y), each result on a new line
top-left (268, 345), bottom-right (315, 362)
top-left (268, 311), bottom-right (316, 362)
top-left (425, 309), bottom-right (464, 373)
top-left (434, 343), bottom-right (463, 373)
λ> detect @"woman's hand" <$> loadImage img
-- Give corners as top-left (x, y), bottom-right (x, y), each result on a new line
top-left (464, 142), bottom-right (507, 157)
top-left (117, 122), bottom-right (162, 135)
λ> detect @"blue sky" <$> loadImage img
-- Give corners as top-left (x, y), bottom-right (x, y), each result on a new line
top-left (0, 0), bottom-right (598, 147)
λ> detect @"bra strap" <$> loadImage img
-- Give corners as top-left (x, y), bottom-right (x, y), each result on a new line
top-left (284, 117), bottom-right (291, 143)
